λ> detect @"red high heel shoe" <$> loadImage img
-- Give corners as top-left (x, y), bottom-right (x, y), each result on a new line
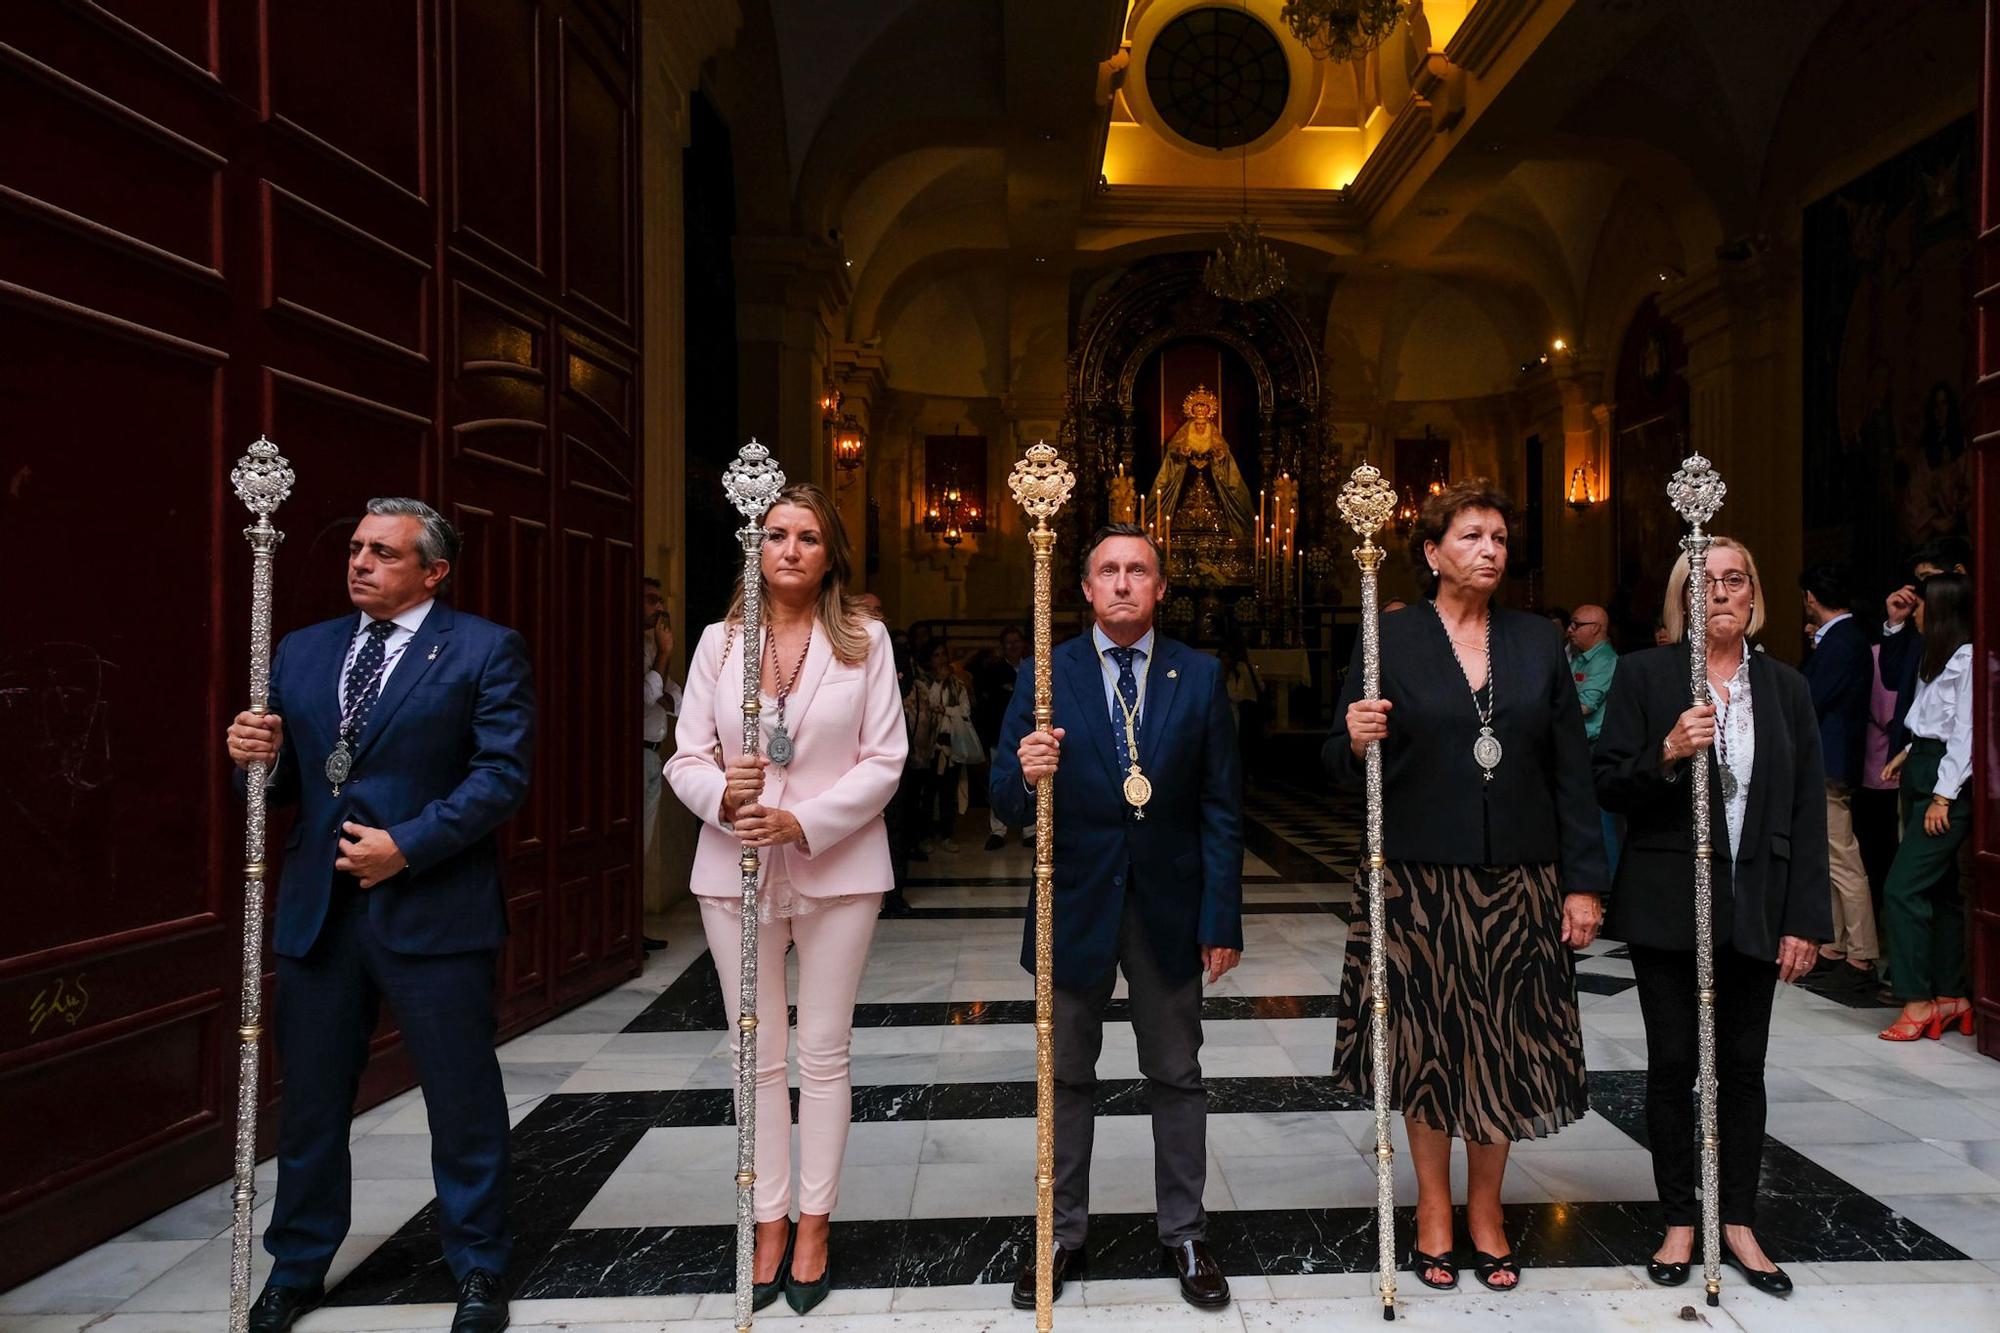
top-left (1928, 1000), bottom-right (1975, 1039)
top-left (1880, 1008), bottom-right (1932, 1041)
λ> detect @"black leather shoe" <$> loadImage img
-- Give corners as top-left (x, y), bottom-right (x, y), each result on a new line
top-left (1647, 1258), bottom-right (1690, 1286)
top-left (983, 834), bottom-right (1006, 851)
top-left (641, 935), bottom-right (668, 952)
top-left (1163, 1238), bottom-right (1230, 1309)
top-left (1722, 1244), bottom-right (1793, 1297)
top-left (247, 1282), bottom-right (323, 1333)
top-left (1011, 1244), bottom-right (1086, 1309)
top-left (451, 1268), bottom-right (510, 1332)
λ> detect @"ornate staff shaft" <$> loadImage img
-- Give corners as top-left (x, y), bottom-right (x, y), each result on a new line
top-left (227, 438), bottom-right (296, 1333)
top-left (1668, 452), bottom-right (1727, 1308)
top-left (1008, 442), bottom-right (1074, 1333)
top-left (1338, 465), bottom-right (1399, 1323)
top-left (723, 439), bottom-right (784, 1332)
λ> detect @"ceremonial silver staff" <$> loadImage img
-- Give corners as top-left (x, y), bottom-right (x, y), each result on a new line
top-left (1338, 463), bottom-right (1399, 1323)
top-left (1667, 451), bottom-right (1727, 1308)
top-left (227, 437), bottom-right (296, 1333)
top-left (723, 438), bottom-right (785, 1332)
top-left (1007, 441), bottom-right (1074, 1332)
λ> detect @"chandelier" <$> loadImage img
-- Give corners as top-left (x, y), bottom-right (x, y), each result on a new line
top-left (1205, 219), bottom-right (1287, 302)
top-left (1281, 0), bottom-right (1408, 62)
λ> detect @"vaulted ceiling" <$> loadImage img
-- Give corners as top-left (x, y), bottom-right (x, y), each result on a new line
top-left (725, 0), bottom-right (1979, 388)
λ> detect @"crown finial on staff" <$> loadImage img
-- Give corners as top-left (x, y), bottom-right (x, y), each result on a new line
top-left (230, 436), bottom-right (295, 518)
top-left (1338, 463), bottom-right (1398, 542)
top-left (1008, 441), bottom-right (1075, 523)
top-left (1667, 451), bottom-right (1726, 529)
top-left (723, 437), bottom-right (786, 520)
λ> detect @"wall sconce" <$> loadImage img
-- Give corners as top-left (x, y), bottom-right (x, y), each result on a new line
top-left (834, 415), bottom-right (865, 473)
top-left (1567, 464), bottom-right (1598, 512)
top-left (819, 381), bottom-right (843, 422)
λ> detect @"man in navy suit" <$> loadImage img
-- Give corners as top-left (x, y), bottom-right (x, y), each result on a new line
top-left (226, 499), bottom-right (533, 1333)
top-left (1800, 563), bottom-right (1876, 984)
top-left (991, 524), bottom-right (1243, 1311)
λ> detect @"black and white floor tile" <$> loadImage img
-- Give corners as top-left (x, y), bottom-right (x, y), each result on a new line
top-left (9, 783), bottom-right (2000, 1331)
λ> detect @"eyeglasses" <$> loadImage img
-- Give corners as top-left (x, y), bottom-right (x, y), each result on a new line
top-left (1567, 619), bottom-right (1603, 630)
top-left (1709, 572), bottom-right (1752, 593)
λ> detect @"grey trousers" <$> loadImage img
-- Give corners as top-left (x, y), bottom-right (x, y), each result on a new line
top-left (1053, 891), bottom-right (1207, 1247)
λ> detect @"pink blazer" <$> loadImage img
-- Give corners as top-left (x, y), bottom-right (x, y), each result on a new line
top-left (666, 615), bottom-right (906, 898)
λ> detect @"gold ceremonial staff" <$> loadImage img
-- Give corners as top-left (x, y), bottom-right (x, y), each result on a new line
top-left (1667, 451), bottom-right (1728, 1307)
top-left (1007, 441), bottom-right (1075, 1332)
top-left (227, 437), bottom-right (296, 1333)
top-left (1338, 464), bottom-right (1400, 1323)
top-left (722, 438), bottom-right (786, 1332)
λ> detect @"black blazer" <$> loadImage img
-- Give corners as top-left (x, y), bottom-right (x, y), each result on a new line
top-left (1323, 605), bottom-right (1609, 893)
top-left (1801, 615), bottom-right (1869, 787)
top-left (1593, 644), bottom-right (1833, 961)
top-left (1877, 621), bottom-right (1923, 755)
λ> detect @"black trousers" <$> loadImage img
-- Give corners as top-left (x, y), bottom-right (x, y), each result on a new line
top-left (1053, 892), bottom-right (1207, 1248)
top-left (1629, 943), bottom-right (1779, 1228)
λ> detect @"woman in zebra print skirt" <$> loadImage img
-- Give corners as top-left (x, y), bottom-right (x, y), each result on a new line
top-left (1325, 481), bottom-right (1609, 1294)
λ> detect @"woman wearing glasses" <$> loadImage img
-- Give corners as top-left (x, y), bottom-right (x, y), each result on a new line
top-left (1593, 538), bottom-right (1830, 1297)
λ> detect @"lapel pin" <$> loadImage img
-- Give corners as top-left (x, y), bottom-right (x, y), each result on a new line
top-left (1167, 669), bottom-right (1178, 679)
top-left (427, 645), bottom-right (440, 661)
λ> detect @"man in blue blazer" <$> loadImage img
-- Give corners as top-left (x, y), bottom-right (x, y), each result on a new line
top-left (1800, 563), bottom-right (1876, 982)
top-left (990, 524), bottom-right (1243, 1311)
top-left (226, 499), bottom-right (533, 1333)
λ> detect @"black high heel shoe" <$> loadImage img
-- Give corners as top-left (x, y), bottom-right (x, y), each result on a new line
top-left (1722, 1243), bottom-right (1792, 1297)
top-left (752, 1222), bottom-right (793, 1312)
top-left (786, 1239), bottom-right (832, 1314)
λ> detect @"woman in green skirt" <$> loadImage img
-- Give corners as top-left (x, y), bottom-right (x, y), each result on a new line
top-left (1877, 572), bottom-right (1975, 1042)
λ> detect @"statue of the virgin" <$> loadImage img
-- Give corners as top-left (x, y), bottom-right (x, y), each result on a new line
top-left (1149, 385), bottom-right (1256, 555)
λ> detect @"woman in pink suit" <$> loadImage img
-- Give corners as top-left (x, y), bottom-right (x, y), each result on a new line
top-left (667, 482), bottom-right (906, 1313)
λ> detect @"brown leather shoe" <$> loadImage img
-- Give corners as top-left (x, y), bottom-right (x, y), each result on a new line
top-left (1164, 1238), bottom-right (1231, 1309)
top-left (1010, 1244), bottom-right (1086, 1309)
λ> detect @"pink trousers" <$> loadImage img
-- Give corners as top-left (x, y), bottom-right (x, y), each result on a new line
top-left (698, 893), bottom-right (881, 1222)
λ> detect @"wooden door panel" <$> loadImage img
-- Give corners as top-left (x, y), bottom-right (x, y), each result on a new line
top-left (263, 183), bottom-right (433, 366)
top-left (0, 0), bottom-right (643, 1287)
top-left (82, 1), bottom-right (220, 76)
top-left (449, 0), bottom-right (544, 274)
top-left (261, 0), bottom-right (428, 200)
top-left (0, 51), bottom-right (223, 274)
top-left (558, 19), bottom-right (630, 331)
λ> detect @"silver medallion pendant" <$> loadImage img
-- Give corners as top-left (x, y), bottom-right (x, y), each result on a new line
top-left (767, 722), bottom-right (795, 767)
top-left (1473, 725), bottom-right (1503, 779)
top-left (324, 739), bottom-right (352, 790)
top-left (1719, 767), bottom-right (1739, 802)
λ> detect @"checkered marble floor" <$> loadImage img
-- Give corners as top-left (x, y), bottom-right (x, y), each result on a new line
top-left (9, 786), bottom-right (2000, 1332)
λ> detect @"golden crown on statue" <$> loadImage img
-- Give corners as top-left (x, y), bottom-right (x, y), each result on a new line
top-left (1180, 385), bottom-right (1220, 419)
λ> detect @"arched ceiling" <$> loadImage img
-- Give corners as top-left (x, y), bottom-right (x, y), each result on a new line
top-left (729, 0), bottom-right (1978, 387)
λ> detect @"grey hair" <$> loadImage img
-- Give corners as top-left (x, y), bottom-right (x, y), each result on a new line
top-left (365, 497), bottom-right (459, 590)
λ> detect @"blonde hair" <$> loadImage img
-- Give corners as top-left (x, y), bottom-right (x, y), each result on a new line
top-left (723, 482), bottom-right (873, 664)
top-left (1661, 536), bottom-right (1766, 644)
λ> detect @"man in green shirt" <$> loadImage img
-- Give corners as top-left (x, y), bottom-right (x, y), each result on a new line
top-left (1568, 605), bottom-right (1620, 871)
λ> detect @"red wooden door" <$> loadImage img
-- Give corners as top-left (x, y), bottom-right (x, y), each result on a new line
top-left (1975, 0), bottom-right (2000, 1056)
top-left (0, 0), bottom-right (642, 1287)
